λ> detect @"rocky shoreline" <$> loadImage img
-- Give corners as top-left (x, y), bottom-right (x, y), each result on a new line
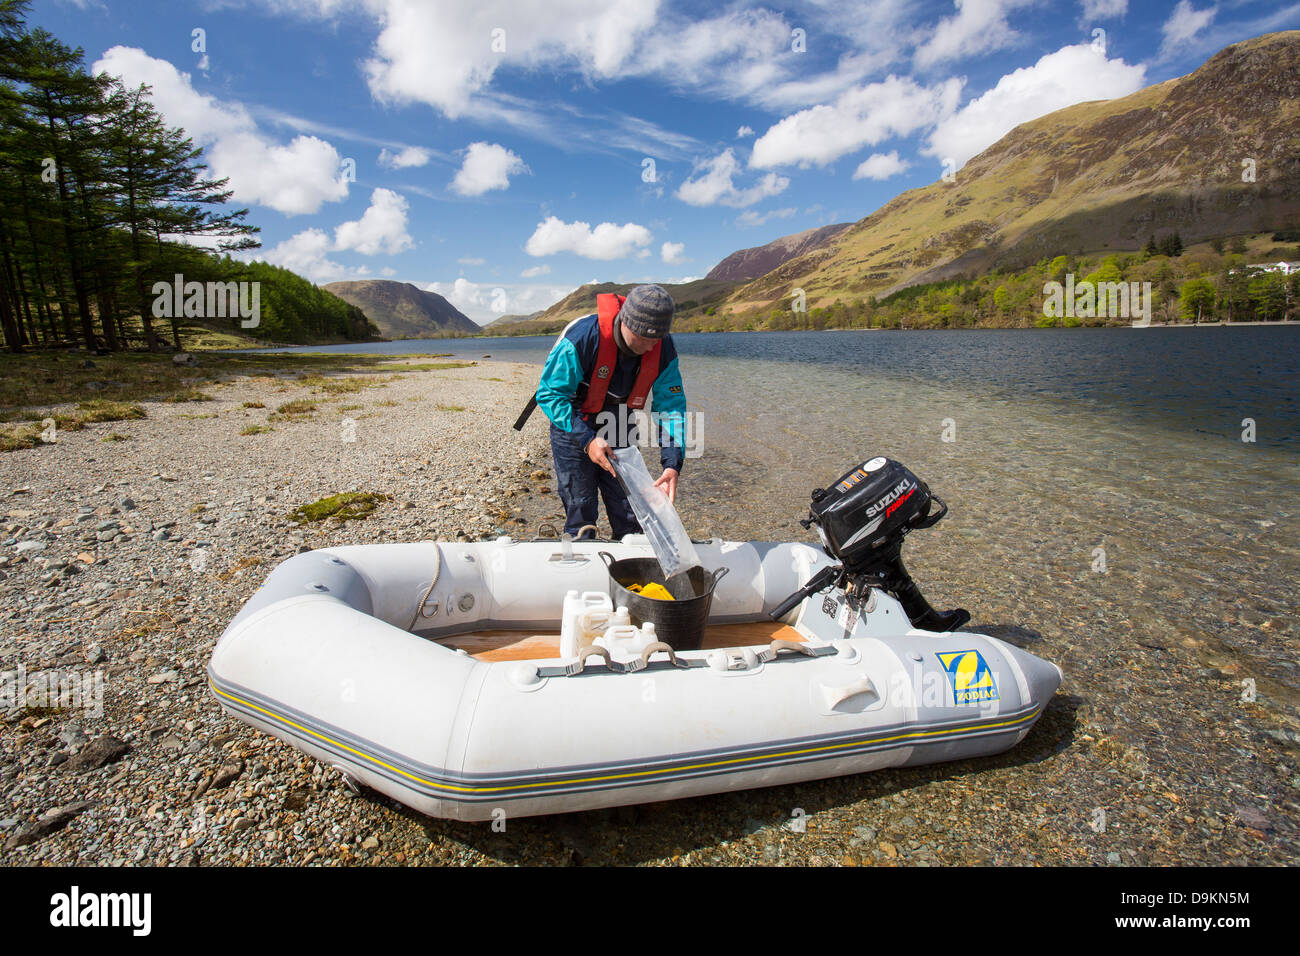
top-left (1, 354), bottom-right (1294, 866)
top-left (0, 357), bottom-right (565, 865)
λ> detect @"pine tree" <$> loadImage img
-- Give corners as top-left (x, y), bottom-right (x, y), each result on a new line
top-left (99, 79), bottom-right (258, 350)
top-left (6, 27), bottom-right (114, 349)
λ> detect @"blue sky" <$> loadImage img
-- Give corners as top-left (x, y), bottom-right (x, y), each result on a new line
top-left (32, 0), bottom-right (1300, 323)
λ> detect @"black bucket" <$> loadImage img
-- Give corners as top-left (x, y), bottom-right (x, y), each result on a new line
top-left (598, 552), bottom-right (729, 651)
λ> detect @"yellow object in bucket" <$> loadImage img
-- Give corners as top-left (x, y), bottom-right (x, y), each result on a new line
top-left (627, 582), bottom-right (675, 601)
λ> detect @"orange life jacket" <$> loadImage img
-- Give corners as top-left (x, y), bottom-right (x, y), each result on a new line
top-left (579, 293), bottom-right (661, 414)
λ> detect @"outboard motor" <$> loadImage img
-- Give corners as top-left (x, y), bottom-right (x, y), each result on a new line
top-left (770, 457), bottom-right (970, 632)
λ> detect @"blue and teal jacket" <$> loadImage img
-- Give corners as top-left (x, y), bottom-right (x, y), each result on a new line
top-left (536, 313), bottom-right (687, 472)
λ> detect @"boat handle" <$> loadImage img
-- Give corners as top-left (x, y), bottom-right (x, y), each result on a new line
top-left (820, 677), bottom-right (878, 711)
top-left (914, 494), bottom-right (948, 530)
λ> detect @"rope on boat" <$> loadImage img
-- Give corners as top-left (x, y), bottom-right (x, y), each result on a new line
top-left (408, 544), bottom-right (443, 632)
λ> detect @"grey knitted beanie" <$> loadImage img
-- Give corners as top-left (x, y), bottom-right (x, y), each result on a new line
top-left (617, 284), bottom-right (675, 339)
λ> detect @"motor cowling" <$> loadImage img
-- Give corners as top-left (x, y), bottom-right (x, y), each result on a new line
top-left (806, 457), bottom-right (938, 573)
top-left (795, 456), bottom-right (969, 633)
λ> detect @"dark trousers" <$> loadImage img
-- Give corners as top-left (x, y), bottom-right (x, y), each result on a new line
top-left (549, 424), bottom-right (641, 540)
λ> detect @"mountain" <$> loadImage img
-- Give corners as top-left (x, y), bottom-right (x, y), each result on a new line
top-left (705, 223), bottom-right (853, 281)
top-left (483, 278), bottom-right (742, 336)
top-left (720, 31), bottom-right (1300, 317)
top-left (481, 311), bottom-right (542, 329)
top-left (322, 280), bottom-right (480, 337)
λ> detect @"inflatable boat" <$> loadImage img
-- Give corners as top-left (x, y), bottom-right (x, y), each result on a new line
top-left (207, 458), bottom-right (1063, 821)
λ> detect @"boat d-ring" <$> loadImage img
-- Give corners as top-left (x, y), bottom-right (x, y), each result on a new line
top-left (768, 639), bottom-right (813, 657)
top-left (640, 641), bottom-right (679, 668)
top-left (573, 643), bottom-right (611, 673)
top-left (758, 639), bottom-right (838, 664)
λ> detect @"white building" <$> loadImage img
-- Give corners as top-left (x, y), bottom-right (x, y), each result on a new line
top-left (1245, 261), bottom-right (1300, 275)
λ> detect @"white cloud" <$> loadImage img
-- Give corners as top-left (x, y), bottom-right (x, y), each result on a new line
top-left (425, 278), bottom-right (507, 314)
top-left (1161, 1), bottom-right (1217, 56)
top-left (521, 264), bottom-right (551, 277)
top-left (426, 278), bottom-right (574, 321)
top-left (333, 188), bottom-right (414, 255)
top-left (455, 90), bottom-right (704, 161)
top-left (262, 0), bottom-right (906, 137)
top-left (524, 216), bottom-right (653, 260)
top-left (751, 75), bottom-right (962, 169)
top-left (378, 145), bottom-right (432, 168)
top-left (736, 125), bottom-right (754, 138)
top-left (622, 7), bottom-right (792, 101)
top-left (381, 267), bottom-right (397, 276)
top-left (753, 47), bottom-right (900, 112)
top-left (458, 257), bottom-right (486, 266)
top-left (599, 4), bottom-right (908, 115)
top-left (450, 142), bottom-right (530, 196)
top-left (914, 0), bottom-right (1036, 70)
top-left (676, 149), bottom-right (789, 206)
top-left (661, 241), bottom-right (686, 264)
top-left (363, 0), bottom-right (659, 118)
top-left (852, 151), bottom-right (911, 180)
top-left (256, 188), bottom-right (413, 281)
top-left (247, 1), bottom-right (908, 158)
top-left (735, 207), bottom-right (798, 227)
top-left (93, 46), bottom-right (350, 216)
top-left (925, 43), bottom-right (1145, 168)
top-left (259, 228), bottom-right (354, 283)
top-left (1080, 0), bottom-right (1128, 17)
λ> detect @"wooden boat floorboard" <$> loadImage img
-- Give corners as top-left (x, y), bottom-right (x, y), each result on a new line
top-left (439, 620), bottom-right (806, 662)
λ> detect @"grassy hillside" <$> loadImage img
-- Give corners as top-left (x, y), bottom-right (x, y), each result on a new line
top-left (696, 233), bottom-right (1298, 331)
top-left (705, 223), bottom-right (852, 281)
top-left (719, 31), bottom-right (1300, 322)
top-left (323, 280), bottom-right (480, 338)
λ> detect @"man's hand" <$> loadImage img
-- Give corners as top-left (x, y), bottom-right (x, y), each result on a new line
top-left (653, 467), bottom-right (679, 504)
top-left (586, 436), bottom-right (616, 475)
